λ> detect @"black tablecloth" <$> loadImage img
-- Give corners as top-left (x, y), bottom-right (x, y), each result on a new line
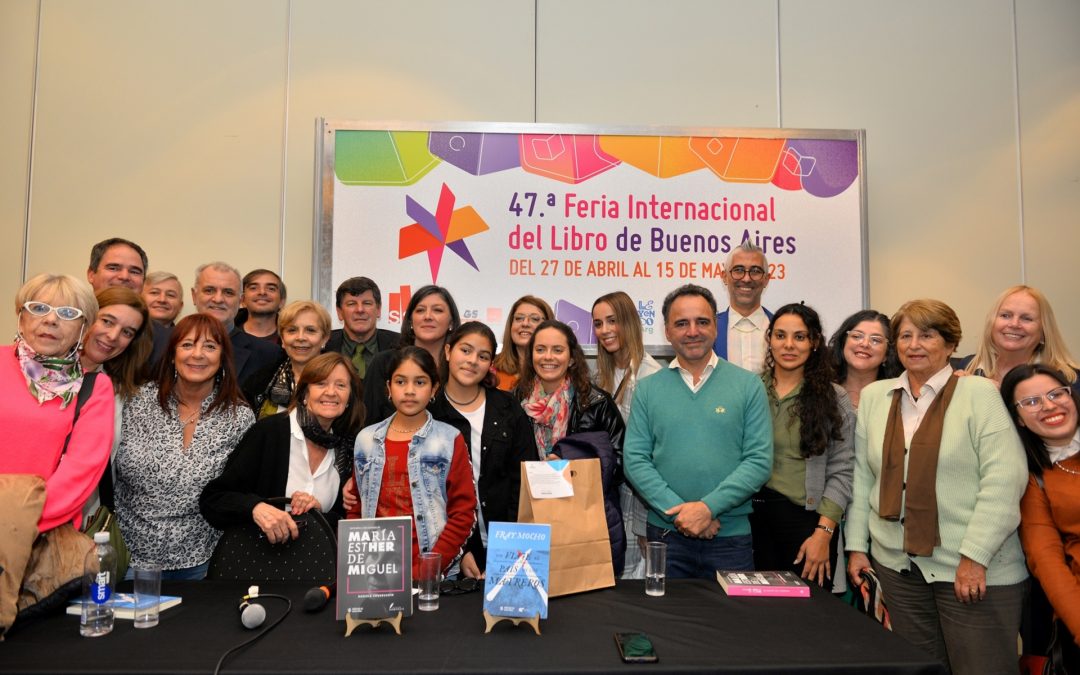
top-left (2, 579), bottom-right (945, 674)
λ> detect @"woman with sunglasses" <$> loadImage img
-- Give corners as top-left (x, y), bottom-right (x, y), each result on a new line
top-left (1002, 364), bottom-right (1080, 668)
top-left (492, 295), bottom-right (553, 391)
top-left (1, 274), bottom-right (114, 532)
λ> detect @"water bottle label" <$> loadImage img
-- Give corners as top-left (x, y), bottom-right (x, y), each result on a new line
top-left (92, 571), bottom-right (112, 604)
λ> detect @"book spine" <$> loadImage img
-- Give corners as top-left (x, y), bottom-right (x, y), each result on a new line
top-left (724, 585), bottom-right (810, 598)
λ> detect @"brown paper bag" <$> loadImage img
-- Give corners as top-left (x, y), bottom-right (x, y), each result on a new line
top-left (518, 458), bottom-right (614, 597)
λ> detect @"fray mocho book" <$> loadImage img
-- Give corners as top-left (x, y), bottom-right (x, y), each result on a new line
top-left (716, 570), bottom-right (810, 598)
top-left (336, 517), bottom-right (412, 620)
top-left (483, 522), bottom-right (551, 619)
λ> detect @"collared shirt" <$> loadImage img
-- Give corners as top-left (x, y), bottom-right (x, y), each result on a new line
top-left (340, 331), bottom-right (380, 377)
top-left (1046, 429), bottom-right (1080, 465)
top-left (727, 307), bottom-right (769, 373)
top-left (669, 351), bottom-right (720, 393)
top-left (891, 364), bottom-right (955, 446)
top-left (285, 409), bottom-right (340, 512)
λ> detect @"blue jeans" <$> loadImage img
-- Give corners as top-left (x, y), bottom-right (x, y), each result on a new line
top-left (646, 524), bottom-right (753, 579)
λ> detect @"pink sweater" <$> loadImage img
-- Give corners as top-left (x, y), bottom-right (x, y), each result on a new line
top-left (0, 345), bottom-right (114, 531)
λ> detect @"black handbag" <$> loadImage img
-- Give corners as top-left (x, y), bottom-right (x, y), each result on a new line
top-left (206, 497), bottom-right (337, 584)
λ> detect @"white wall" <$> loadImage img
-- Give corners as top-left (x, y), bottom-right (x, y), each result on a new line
top-left (2, 0), bottom-right (1077, 354)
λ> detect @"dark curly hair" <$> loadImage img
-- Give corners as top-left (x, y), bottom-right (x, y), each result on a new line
top-left (764, 303), bottom-right (844, 458)
top-left (827, 309), bottom-right (901, 384)
top-left (514, 320), bottom-right (592, 412)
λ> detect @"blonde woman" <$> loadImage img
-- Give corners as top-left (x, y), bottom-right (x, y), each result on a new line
top-left (245, 301), bottom-right (331, 419)
top-left (959, 285), bottom-right (1078, 390)
top-left (591, 291), bottom-right (661, 578)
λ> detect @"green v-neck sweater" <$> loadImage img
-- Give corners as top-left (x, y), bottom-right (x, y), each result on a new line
top-left (623, 360), bottom-right (773, 537)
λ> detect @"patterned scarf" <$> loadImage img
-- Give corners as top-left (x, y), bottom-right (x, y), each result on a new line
top-left (523, 378), bottom-right (573, 458)
top-left (15, 337), bottom-right (84, 409)
top-left (295, 404), bottom-right (354, 476)
top-left (267, 359), bottom-right (296, 409)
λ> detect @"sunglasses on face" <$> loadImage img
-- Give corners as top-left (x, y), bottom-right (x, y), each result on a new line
top-left (22, 301), bottom-right (84, 321)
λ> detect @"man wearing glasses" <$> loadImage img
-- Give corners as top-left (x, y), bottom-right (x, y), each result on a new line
top-left (712, 241), bottom-right (772, 372)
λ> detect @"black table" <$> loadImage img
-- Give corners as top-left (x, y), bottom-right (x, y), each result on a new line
top-left (2, 580), bottom-right (945, 674)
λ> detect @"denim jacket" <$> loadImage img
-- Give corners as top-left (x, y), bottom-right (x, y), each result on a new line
top-left (353, 412), bottom-right (463, 566)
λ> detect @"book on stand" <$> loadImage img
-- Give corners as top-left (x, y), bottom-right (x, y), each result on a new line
top-left (483, 522), bottom-right (551, 619)
top-left (716, 570), bottom-right (810, 598)
top-left (67, 594), bottom-right (182, 619)
top-left (337, 516), bottom-right (413, 620)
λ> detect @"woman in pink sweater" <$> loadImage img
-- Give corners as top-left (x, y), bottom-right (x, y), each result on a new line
top-left (0, 274), bottom-right (114, 532)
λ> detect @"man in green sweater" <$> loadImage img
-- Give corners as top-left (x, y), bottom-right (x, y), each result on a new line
top-left (624, 284), bottom-right (773, 578)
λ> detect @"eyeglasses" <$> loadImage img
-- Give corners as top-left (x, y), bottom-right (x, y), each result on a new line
top-left (728, 265), bottom-right (766, 281)
top-left (439, 577), bottom-right (481, 595)
top-left (847, 331), bottom-right (888, 347)
top-left (513, 313), bottom-right (544, 325)
top-left (22, 301), bottom-right (84, 321)
top-left (1015, 386), bottom-right (1073, 412)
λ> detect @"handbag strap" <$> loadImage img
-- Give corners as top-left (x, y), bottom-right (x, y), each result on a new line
top-left (55, 371), bottom-right (98, 469)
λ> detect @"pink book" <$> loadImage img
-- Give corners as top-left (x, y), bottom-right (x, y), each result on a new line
top-left (716, 570), bottom-right (810, 598)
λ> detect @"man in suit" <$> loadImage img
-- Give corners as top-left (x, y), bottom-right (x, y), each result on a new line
top-left (86, 237), bottom-right (170, 367)
top-left (324, 276), bottom-right (400, 385)
top-left (712, 241), bottom-right (773, 373)
top-left (190, 262), bottom-right (283, 390)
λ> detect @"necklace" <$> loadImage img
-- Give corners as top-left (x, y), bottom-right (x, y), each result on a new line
top-left (390, 419), bottom-right (425, 434)
top-left (1053, 459), bottom-right (1080, 476)
top-left (445, 388), bottom-right (481, 407)
top-left (178, 401), bottom-right (201, 427)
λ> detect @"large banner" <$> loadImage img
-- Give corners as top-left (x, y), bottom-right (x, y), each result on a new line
top-left (316, 121), bottom-right (866, 353)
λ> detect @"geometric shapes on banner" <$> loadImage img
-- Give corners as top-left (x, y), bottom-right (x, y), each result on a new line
top-left (689, 137), bottom-right (786, 183)
top-left (785, 139), bottom-right (859, 198)
top-left (400, 183), bottom-right (489, 283)
top-left (429, 132), bottom-right (521, 176)
top-left (772, 144), bottom-right (806, 191)
top-left (553, 299), bottom-right (595, 346)
top-left (598, 135), bottom-right (705, 178)
top-left (519, 134), bottom-right (620, 184)
top-left (335, 130), bottom-right (441, 186)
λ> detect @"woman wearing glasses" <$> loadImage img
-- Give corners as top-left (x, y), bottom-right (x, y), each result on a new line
top-left (827, 310), bottom-right (901, 409)
top-left (492, 295), bottom-right (553, 391)
top-left (1002, 364), bottom-right (1080, 667)
top-left (959, 285), bottom-right (1079, 391)
top-left (1, 274), bottom-right (114, 532)
top-left (751, 303), bottom-right (854, 587)
top-left (846, 299), bottom-right (1028, 675)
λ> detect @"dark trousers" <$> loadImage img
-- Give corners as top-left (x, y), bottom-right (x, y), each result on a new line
top-left (749, 487), bottom-right (838, 587)
top-left (873, 558), bottom-right (1026, 675)
top-left (646, 524), bottom-right (752, 579)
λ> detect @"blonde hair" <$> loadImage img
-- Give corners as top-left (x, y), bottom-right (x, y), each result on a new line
top-left (16, 274), bottom-right (98, 324)
top-left (278, 301), bottom-right (331, 338)
top-left (493, 295), bottom-right (554, 377)
top-left (966, 285), bottom-right (1077, 383)
top-left (592, 291), bottom-right (646, 406)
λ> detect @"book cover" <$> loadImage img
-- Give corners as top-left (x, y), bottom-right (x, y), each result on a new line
top-left (483, 522), bottom-right (551, 619)
top-left (336, 516), bottom-right (412, 620)
top-left (67, 594), bottom-right (182, 619)
top-left (716, 570), bottom-right (810, 598)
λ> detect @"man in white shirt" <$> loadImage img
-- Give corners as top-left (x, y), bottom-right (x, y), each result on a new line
top-left (712, 241), bottom-right (772, 372)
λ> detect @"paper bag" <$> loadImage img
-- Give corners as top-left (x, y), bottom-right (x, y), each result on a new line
top-left (518, 458), bottom-right (614, 597)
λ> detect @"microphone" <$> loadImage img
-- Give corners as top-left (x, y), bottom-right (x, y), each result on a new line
top-left (303, 583), bottom-right (335, 612)
top-left (239, 585), bottom-right (267, 629)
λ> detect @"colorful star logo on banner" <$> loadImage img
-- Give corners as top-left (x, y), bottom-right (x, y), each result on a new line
top-left (400, 183), bottom-right (489, 283)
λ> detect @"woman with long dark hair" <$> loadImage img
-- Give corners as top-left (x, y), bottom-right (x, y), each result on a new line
top-left (362, 285), bottom-right (460, 425)
top-left (750, 303), bottom-right (854, 586)
top-left (492, 295), bottom-right (553, 391)
top-left (428, 322), bottom-right (535, 577)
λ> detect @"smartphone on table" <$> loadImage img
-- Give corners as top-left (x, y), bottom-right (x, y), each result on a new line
top-left (614, 632), bottom-right (659, 663)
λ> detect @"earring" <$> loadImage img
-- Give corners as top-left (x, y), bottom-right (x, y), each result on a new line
top-left (215, 369), bottom-right (223, 384)
top-left (173, 368), bottom-right (179, 381)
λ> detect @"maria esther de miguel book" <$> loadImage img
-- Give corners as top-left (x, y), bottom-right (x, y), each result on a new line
top-left (483, 522), bottom-right (551, 619)
top-left (716, 570), bottom-right (810, 598)
top-left (336, 516), bottom-right (412, 620)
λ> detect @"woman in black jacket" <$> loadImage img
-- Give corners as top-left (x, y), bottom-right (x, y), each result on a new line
top-left (200, 353), bottom-right (363, 540)
top-left (515, 320), bottom-right (627, 573)
top-left (428, 322), bottom-right (535, 578)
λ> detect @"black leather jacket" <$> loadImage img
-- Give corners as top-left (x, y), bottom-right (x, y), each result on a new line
top-left (568, 384), bottom-right (625, 461)
top-left (429, 387), bottom-right (536, 571)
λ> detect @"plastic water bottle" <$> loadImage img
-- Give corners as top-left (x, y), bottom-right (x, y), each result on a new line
top-left (80, 531), bottom-right (116, 637)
